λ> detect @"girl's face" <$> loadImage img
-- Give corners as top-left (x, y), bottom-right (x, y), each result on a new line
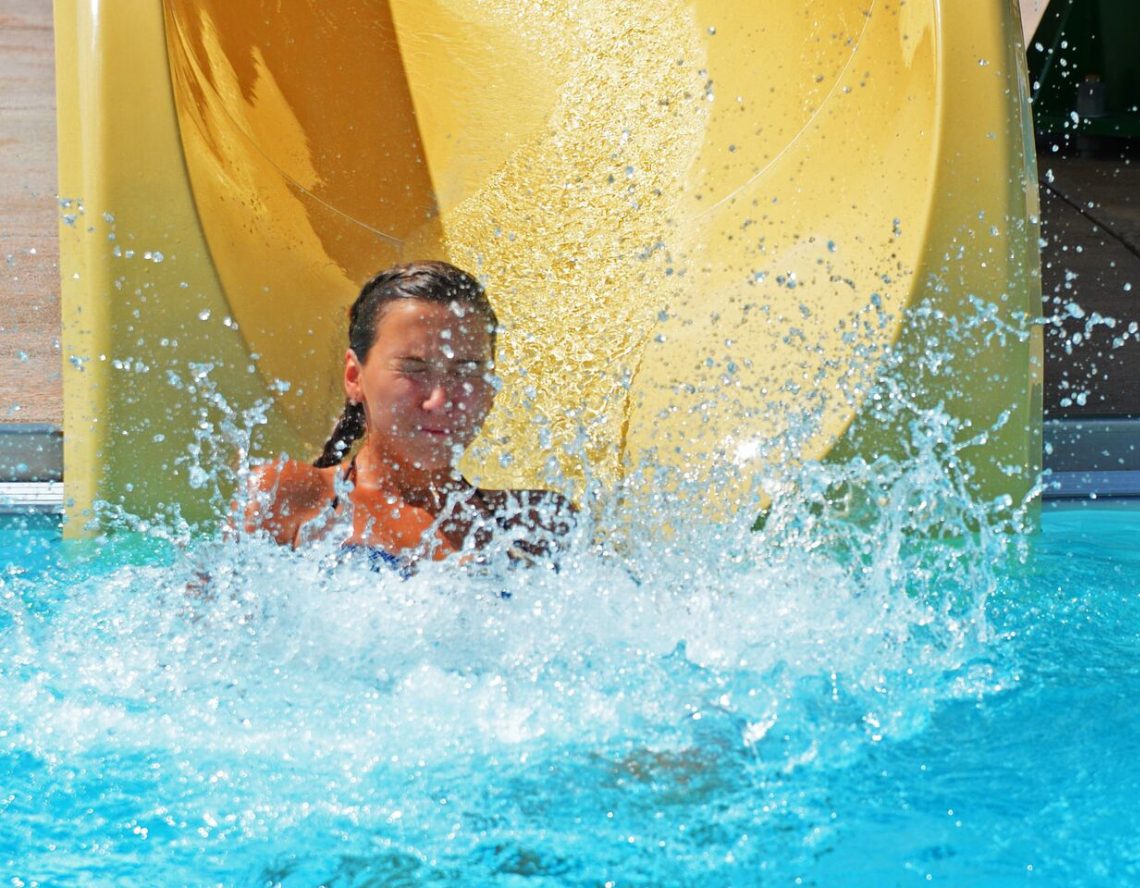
top-left (344, 299), bottom-right (496, 474)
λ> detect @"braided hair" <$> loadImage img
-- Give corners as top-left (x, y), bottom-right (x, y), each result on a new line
top-left (313, 261), bottom-right (498, 468)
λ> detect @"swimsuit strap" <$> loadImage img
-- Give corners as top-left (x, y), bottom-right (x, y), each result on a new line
top-left (290, 455), bottom-right (355, 549)
top-left (329, 454), bottom-right (358, 511)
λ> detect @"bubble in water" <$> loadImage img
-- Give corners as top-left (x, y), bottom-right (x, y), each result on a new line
top-left (187, 465), bottom-right (210, 489)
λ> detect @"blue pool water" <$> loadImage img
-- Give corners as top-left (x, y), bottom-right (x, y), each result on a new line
top-left (1, 494), bottom-right (1138, 886)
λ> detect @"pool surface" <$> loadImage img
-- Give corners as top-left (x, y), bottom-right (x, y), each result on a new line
top-left (1, 497), bottom-right (1138, 886)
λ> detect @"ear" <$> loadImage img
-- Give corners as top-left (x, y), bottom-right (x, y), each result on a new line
top-left (343, 348), bottom-right (364, 404)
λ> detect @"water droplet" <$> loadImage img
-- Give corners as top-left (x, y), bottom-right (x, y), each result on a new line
top-left (198, 309), bottom-right (211, 322)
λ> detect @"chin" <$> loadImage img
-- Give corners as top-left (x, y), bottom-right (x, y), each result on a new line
top-left (406, 446), bottom-right (463, 474)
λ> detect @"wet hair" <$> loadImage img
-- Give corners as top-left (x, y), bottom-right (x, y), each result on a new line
top-left (313, 260), bottom-right (498, 468)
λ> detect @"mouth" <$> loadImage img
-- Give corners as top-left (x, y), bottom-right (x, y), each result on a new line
top-left (418, 427), bottom-right (453, 438)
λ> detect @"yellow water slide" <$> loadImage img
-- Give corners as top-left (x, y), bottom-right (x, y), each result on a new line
top-left (55, 0), bottom-right (1041, 529)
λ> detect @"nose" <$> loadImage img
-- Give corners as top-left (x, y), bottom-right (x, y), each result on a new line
top-left (421, 380), bottom-right (449, 412)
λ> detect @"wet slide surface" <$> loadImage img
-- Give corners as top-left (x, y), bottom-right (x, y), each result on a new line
top-left (56, 0), bottom-right (1040, 523)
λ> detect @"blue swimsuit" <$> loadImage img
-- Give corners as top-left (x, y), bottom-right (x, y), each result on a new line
top-left (329, 456), bottom-right (496, 578)
top-left (329, 457), bottom-right (414, 577)
top-left (329, 456), bottom-right (535, 588)
top-left (340, 542), bottom-right (413, 577)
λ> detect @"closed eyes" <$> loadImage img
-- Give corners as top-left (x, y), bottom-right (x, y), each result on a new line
top-left (394, 358), bottom-right (489, 379)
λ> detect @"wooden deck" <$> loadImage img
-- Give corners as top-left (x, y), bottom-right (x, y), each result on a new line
top-left (0, 0), bottom-right (60, 426)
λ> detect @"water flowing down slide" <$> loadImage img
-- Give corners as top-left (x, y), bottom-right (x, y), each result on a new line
top-left (55, 1), bottom-right (1041, 529)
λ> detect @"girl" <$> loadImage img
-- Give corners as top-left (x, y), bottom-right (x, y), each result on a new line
top-left (240, 261), bottom-right (573, 571)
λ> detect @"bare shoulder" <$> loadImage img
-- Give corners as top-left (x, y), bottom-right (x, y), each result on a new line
top-left (241, 457), bottom-right (337, 544)
top-left (249, 457), bottom-right (331, 499)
